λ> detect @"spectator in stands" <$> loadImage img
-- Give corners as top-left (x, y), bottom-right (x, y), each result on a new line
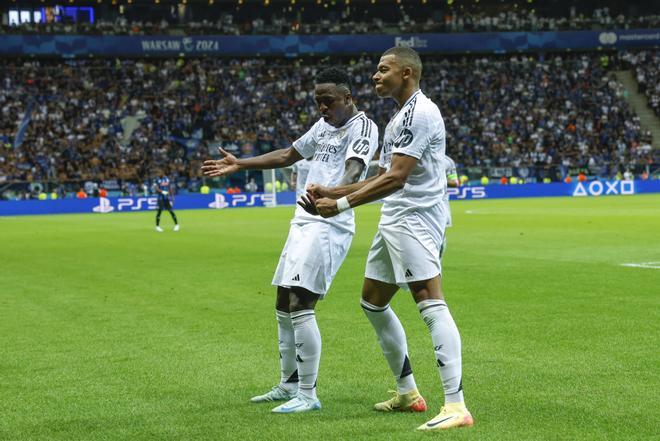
top-left (0, 51), bottom-right (656, 189)
top-left (2, 4), bottom-right (658, 36)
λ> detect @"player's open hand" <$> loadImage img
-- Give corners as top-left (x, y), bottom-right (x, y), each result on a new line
top-left (315, 197), bottom-right (339, 218)
top-left (297, 190), bottom-right (319, 215)
top-left (201, 148), bottom-right (240, 177)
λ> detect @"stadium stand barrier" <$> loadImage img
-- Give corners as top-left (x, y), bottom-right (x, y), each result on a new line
top-left (1, 29), bottom-right (660, 57)
top-left (1, 179), bottom-right (658, 216)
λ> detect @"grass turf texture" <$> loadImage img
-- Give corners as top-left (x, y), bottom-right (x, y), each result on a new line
top-left (1, 195), bottom-right (658, 441)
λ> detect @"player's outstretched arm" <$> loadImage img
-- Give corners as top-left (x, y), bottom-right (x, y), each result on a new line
top-left (201, 146), bottom-right (303, 177)
top-left (315, 153), bottom-right (417, 218)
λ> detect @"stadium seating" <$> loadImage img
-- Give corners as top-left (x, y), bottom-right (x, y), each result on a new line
top-left (623, 51), bottom-right (660, 117)
top-left (1, 51), bottom-right (656, 192)
top-left (1, 4), bottom-right (659, 36)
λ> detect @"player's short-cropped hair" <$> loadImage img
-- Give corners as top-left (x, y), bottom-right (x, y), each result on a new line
top-left (315, 67), bottom-right (352, 92)
top-left (382, 46), bottom-right (423, 78)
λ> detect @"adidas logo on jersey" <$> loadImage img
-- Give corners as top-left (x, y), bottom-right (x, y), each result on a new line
top-left (405, 269), bottom-right (414, 278)
top-left (292, 274), bottom-right (301, 282)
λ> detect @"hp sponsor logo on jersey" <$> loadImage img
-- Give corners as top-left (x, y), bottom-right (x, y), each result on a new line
top-left (395, 36), bottom-right (428, 49)
top-left (598, 32), bottom-right (618, 45)
top-left (448, 187), bottom-right (487, 200)
top-left (393, 129), bottom-right (414, 148)
top-left (572, 180), bottom-right (634, 197)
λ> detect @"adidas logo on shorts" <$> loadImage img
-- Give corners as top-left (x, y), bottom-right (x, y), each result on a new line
top-left (292, 274), bottom-right (301, 282)
top-left (405, 269), bottom-right (414, 278)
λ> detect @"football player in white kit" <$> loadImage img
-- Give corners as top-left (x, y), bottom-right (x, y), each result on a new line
top-left (306, 48), bottom-right (473, 431)
top-left (202, 68), bottom-right (378, 413)
top-left (440, 155), bottom-right (460, 258)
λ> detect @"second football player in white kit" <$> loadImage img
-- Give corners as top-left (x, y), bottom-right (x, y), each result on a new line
top-left (306, 47), bottom-right (473, 431)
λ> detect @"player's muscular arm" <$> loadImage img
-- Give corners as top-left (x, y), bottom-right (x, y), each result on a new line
top-left (307, 167), bottom-right (386, 200)
top-left (298, 159), bottom-right (367, 215)
top-left (315, 153), bottom-right (417, 217)
top-left (202, 147), bottom-right (303, 177)
top-left (339, 158), bottom-right (366, 186)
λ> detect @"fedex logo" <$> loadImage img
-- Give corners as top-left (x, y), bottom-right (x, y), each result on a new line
top-left (572, 181), bottom-right (634, 197)
top-left (448, 187), bottom-right (487, 200)
top-left (395, 36), bottom-right (428, 49)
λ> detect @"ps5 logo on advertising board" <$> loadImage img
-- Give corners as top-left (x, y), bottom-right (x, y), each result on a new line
top-left (208, 193), bottom-right (276, 209)
top-left (93, 197), bottom-right (114, 213)
top-left (93, 197), bottom-right (158, 213)
top-left (572, 180), bottom-right (634, 197)
top-left (448, 187), bottom-right (487, 200)
top-left (395, 36), bottom-right (428, 49)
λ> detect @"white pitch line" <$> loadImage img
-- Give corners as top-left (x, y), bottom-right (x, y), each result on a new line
top-left (620, 262), bottom-right (660, 269)
top-left (465, 210), bottom-right (495, 215)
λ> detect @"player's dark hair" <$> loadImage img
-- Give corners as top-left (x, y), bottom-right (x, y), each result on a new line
top-left (315, 67), bottom-right (352, 92)
top-left (382, 46), bottom-right (423, 79)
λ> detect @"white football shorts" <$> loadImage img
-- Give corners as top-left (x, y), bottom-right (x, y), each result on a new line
top-left (272, 221), bottom-right (353, 297)
top-left (365, 213), bottom-right (445, 290)
top-left (443, 198), bottom-right (453, 228)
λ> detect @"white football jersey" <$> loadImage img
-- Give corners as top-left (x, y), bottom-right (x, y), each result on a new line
top-left (378, 90), bottom-right (448, 237)
top-left (293, 111), bottom-right (379, 233)
top-left (293, 159), bottom-right (312, 199)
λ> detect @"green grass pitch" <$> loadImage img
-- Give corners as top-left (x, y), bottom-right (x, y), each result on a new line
top-left (1, 195), bottom-right (658, 440)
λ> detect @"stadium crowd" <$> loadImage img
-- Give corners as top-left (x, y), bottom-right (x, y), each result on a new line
top-left (621, 51), bottom-right (660, 117)
top-left (2, 5), bottom-right (659, 36)
top-left (0, 52), bottom-right (657, 196)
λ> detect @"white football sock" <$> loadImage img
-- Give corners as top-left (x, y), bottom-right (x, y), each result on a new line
top-left (291, 309), bottom-right (321, 400)
top-left (417, 299), bottom-right (464, 404)
top-left (276, 310), bottom-right (298, 393)
top-left (361, 299), bottom-right (417, 394)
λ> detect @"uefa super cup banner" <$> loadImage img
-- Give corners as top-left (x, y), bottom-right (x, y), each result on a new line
top-left (1, 29), bottom-right (659, 57)
top-left (0, 181), bottom-right (658, 216)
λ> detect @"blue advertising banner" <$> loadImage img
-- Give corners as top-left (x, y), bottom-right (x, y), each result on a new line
top-left (0, 29), bottom-right (658, 57)
top-left (0, 192), bottom-right (295, 216)
top-left (447, 179), bottom-right (660, 200)
top-left (1, 180), bottom-right (658, 217)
